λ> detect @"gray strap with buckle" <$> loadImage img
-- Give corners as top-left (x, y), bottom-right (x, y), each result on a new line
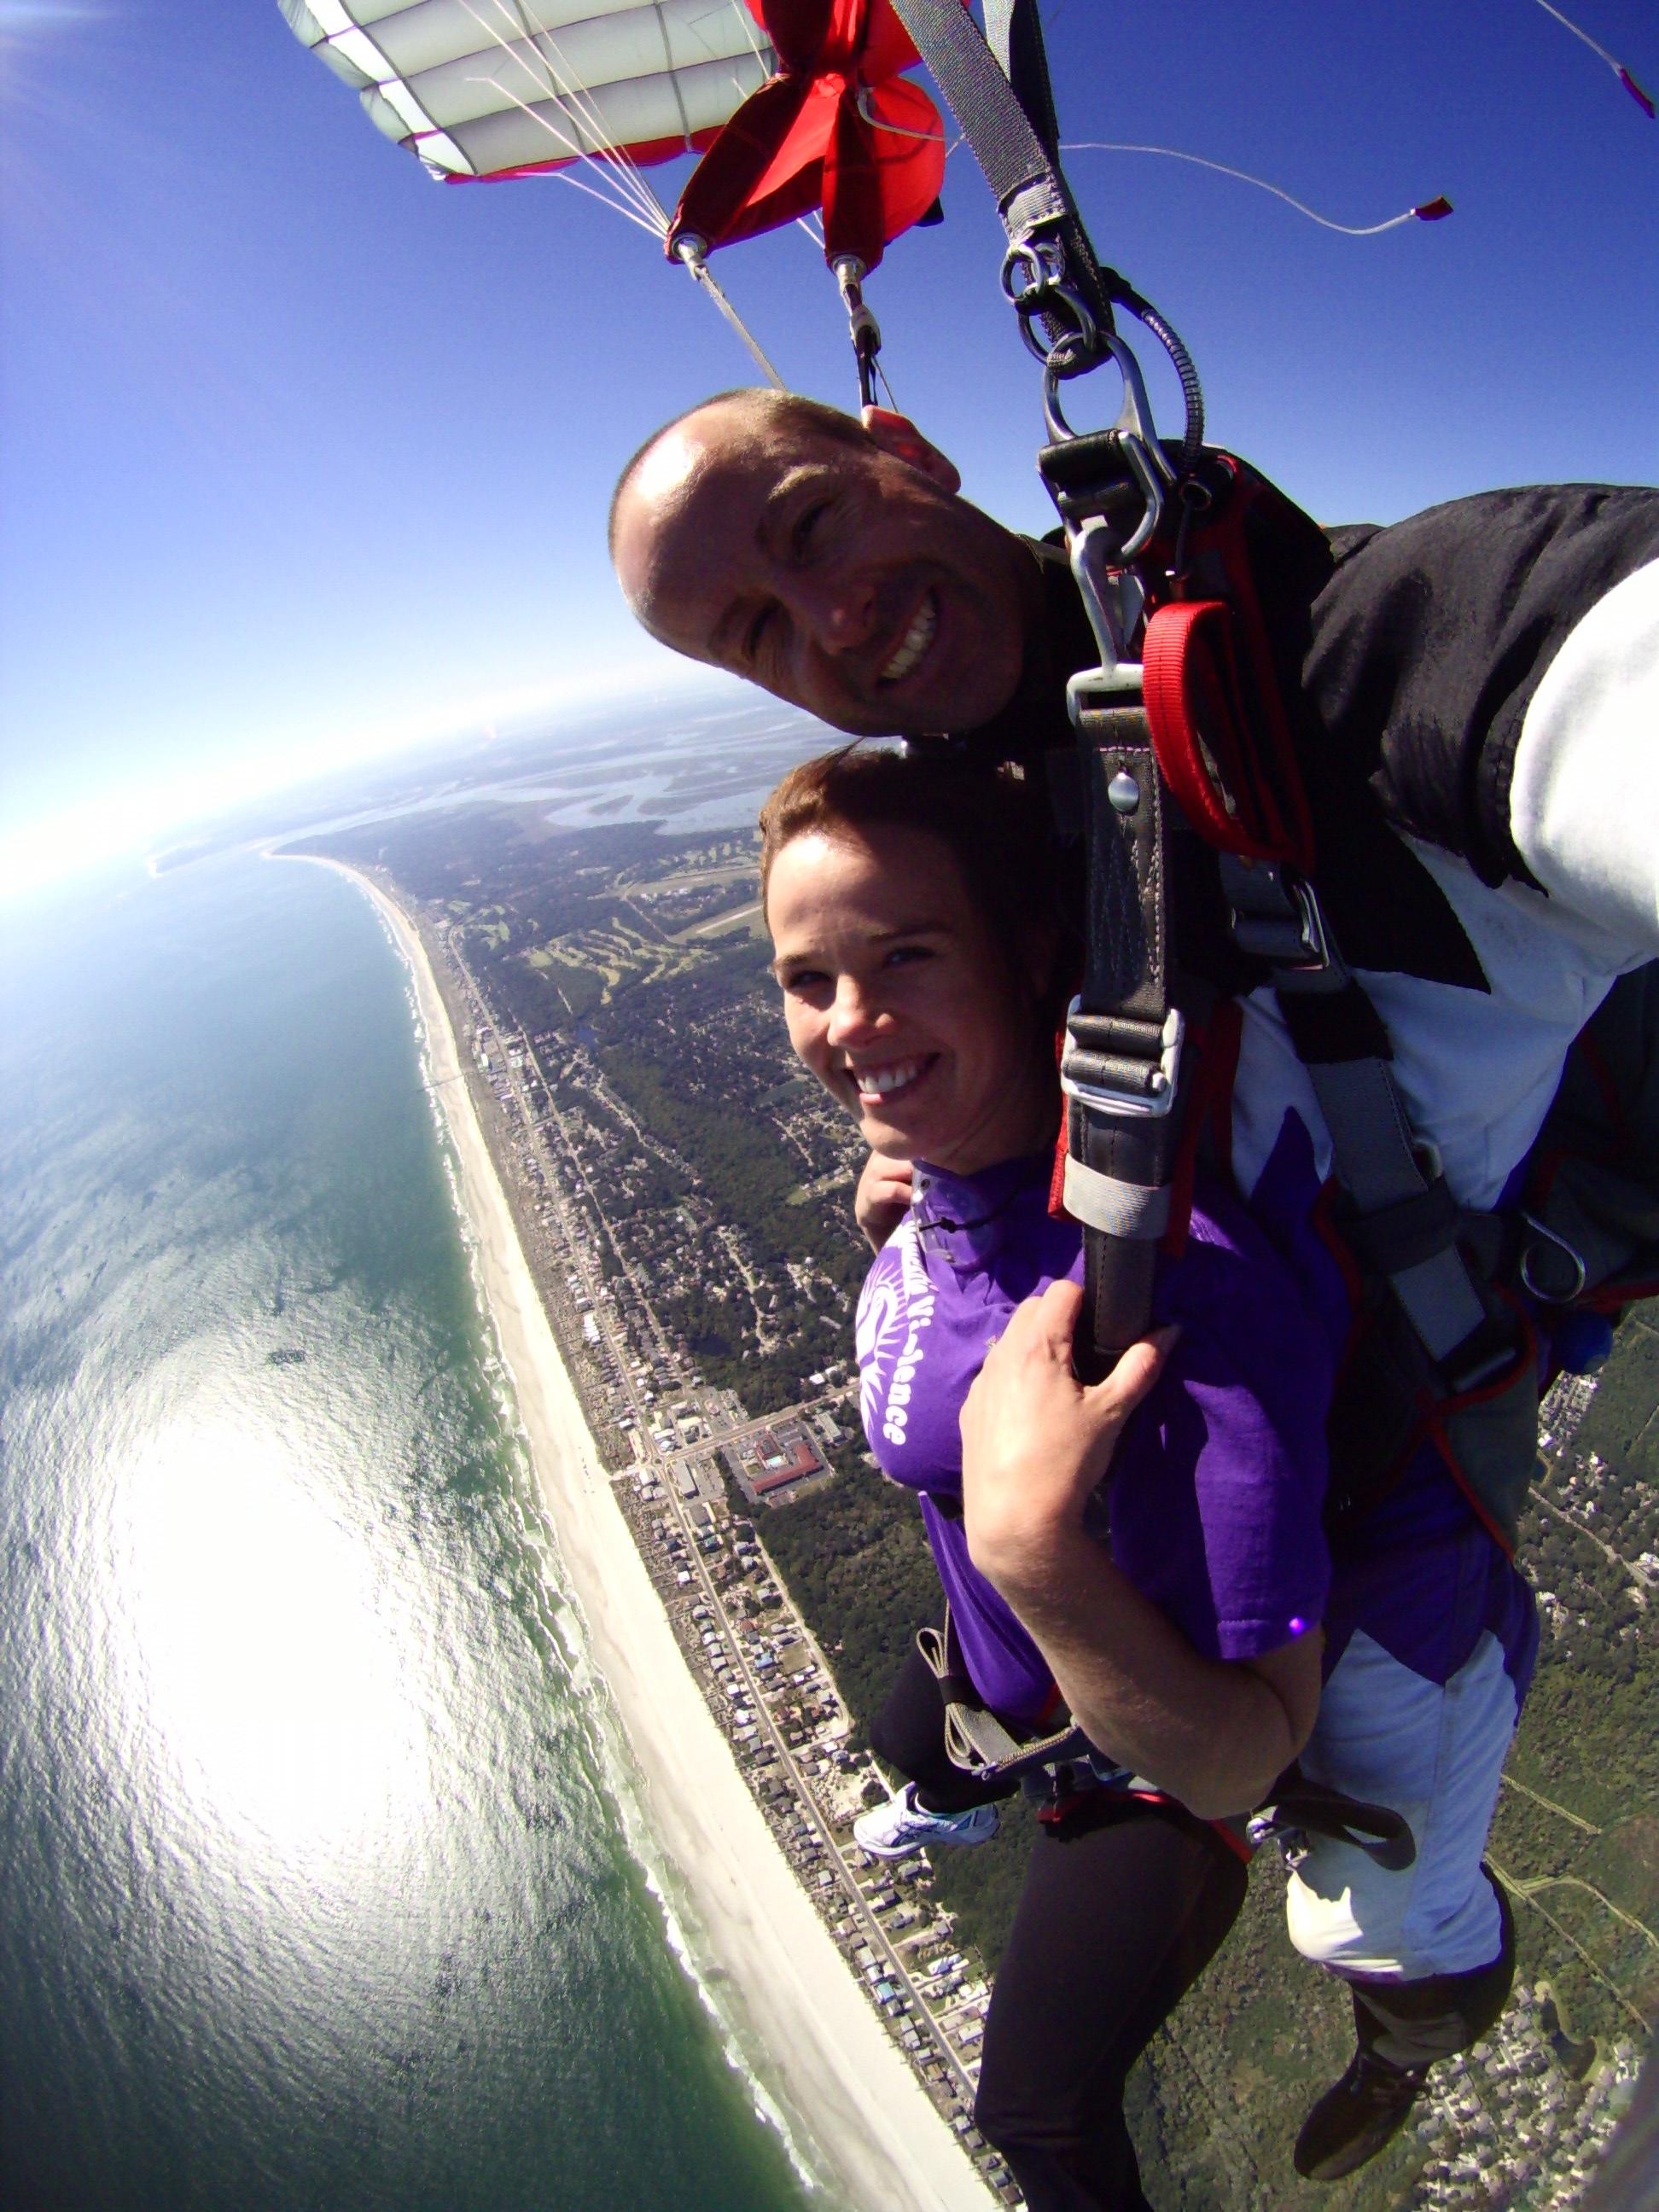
top-left (1061, 707), bottom-right (1187, 1379)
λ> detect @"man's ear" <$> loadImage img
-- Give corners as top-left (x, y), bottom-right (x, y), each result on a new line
top-left (860, 405), bottom-right (962, 494)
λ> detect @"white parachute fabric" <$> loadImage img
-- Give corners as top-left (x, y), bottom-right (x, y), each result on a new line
top-left (279, 0), bottom-right (777, 180)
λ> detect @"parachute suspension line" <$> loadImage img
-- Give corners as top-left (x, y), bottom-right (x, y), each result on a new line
top-left (457, 0), bottom-right (669, 233)
top-left (525, 160), bottom-right (667, 237)
top-left (1061, 143), bottom-right (1455, 236)
top-left (1528, 0), bottom-right (1656, 117)
top-left (469, 71), bottom-right (668, 232)
top-left (793, 215), bottom-right (894, 408)
top-left (673, 239), bottom-right (784, 387)
top-left (719, 0), bottom-right (773, 78)
top-left (494, 0), bottom-right (670, 230)
top-left (853, 87), bottom-right (950, 148)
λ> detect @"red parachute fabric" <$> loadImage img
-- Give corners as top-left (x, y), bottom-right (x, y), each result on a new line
top-left (667, 0), bottom-right (950, 271)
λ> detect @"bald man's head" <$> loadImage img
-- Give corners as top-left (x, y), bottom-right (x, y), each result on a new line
top-left (608, 389), bottom-right (869, 568)
top-left (608, 389), bottom-right (1035, 736)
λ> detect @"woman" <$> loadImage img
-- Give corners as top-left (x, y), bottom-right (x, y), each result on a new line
top-left (759, 744), bottom-right (1531, 2209)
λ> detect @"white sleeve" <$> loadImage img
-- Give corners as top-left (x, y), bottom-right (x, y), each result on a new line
top-left (1509, 555), bottom-right (1659, 953)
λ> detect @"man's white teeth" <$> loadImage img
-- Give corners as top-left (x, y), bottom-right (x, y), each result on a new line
top-left (854, 1062), bottom-right (920, 1097)
top-left (879, 595), bottom-right (936, 684)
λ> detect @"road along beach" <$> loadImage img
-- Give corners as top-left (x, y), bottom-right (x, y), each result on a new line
top-left (301, 857), bottom-right (988, 2212)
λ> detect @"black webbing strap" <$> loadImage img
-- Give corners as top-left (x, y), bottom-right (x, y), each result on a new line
top-left (1247, 1769), bottom-right (1417, 1874)
top-left (981, 0), bottom-right (1059, 162)
top-left (1061, 706), bottom-right (1185, 1382)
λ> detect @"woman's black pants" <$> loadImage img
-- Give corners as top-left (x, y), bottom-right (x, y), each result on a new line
top-left (871, 1647), bottom-right (1249, 2212)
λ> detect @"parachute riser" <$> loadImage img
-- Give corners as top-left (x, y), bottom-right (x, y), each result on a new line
top-left (833, 255), bottom-right (885, 413)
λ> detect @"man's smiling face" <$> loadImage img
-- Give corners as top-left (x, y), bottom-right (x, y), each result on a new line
top-left (610, 397), bottom-right (1036, 736)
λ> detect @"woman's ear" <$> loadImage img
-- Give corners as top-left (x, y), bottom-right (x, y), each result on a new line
top-left (860, 406), bottom-right (963, 495)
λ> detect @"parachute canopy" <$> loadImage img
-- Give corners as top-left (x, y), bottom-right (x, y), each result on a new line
top-left (278, 0), bottom-right (779, 182)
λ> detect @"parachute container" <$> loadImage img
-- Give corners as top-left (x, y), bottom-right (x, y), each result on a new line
top-left (278, 0), bottom-right (778, 182)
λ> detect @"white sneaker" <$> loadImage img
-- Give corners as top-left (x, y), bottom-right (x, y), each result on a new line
top-left (853, 1783), bottom-right (999, 1859)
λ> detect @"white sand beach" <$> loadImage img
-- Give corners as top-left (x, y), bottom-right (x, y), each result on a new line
top-left (312, 859), bottom-right (989, 2212)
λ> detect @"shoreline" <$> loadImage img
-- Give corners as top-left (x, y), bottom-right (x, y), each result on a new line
top-left (295, 854), bottom-right (988, 2212)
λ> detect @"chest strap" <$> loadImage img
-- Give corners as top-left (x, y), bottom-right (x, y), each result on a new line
top-left (1061, 702), bottom-right (1189, 1379)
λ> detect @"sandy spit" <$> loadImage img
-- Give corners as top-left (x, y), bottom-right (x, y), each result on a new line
top-left (304, 857), bottom-right (989, 2212)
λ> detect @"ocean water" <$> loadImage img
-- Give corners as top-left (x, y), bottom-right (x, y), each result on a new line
top-left (0, 853), bottom-right (824, 2212)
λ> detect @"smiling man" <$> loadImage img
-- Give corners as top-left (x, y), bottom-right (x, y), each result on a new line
top-left (608, 388), bottom-right (1039, 736)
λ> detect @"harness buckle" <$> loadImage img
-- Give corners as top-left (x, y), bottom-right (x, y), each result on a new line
top-left (1060, 1002), bottom-right (1185, 1119)
top-left (1225, 863), bottom-right (1341, 984)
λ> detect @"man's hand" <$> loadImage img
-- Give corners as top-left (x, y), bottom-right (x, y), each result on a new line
top-left (959, 1279), bottom-right (1174, 1602)
top-left (854, 1150), bottom-right (913, 1250)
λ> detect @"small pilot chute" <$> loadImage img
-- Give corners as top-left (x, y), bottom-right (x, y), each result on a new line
top-left (666, 0), bottom-right (947, 274)
top-left (279, 0), bottom-right (796, 374)
top-left (278, 0), bottom-right (950, 389)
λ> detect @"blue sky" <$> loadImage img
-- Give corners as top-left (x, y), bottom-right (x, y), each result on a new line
top-left (2, 0), bottom-right (1654, 896)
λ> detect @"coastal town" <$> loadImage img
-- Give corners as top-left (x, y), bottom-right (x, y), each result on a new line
top-left (436, 911), bottom-right (1025, 2203)
top-left (295, 805), bottom-right (1659, 2212)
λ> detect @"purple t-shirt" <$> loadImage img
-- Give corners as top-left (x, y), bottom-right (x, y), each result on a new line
top-left (855, 1154), bottom-right (1334, 1724)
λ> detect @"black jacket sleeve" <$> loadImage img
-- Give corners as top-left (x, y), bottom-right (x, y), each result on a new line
top-left (1303, 485), bottom-right (1659, 890)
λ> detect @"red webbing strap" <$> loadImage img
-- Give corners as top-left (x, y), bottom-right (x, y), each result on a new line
top-left (1143, 597), bottom-right (1313, 871)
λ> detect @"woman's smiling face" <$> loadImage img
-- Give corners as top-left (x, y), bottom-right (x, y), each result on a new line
top-left (765, 822), bottom-right (1057, 1176)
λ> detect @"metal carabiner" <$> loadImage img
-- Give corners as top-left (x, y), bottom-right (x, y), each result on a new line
top-left (1043, 334), bottom-right (1173, 560)
top-left (1064, 522), bottom-right (1144, 696)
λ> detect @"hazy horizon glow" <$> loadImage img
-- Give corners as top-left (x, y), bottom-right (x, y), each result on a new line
top-left (0, 651), bottom-right (726, 905)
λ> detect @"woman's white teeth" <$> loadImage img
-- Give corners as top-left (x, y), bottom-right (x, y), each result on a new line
top-left (880, 595), bottom-right (936, 683)
top-left (855, 1062), bottom-right (919, 1097)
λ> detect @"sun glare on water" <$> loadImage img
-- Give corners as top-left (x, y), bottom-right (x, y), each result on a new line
top-left (118, 1410), bottom-right (432, 1856)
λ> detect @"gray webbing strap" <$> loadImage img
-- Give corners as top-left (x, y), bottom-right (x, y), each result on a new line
top-left (1294, 1057), bottom-right (1487, 1360)
top-left (916, 1618), bottom-right (1091, 1785)
top-left (1063, 1154), bottom-right (1173, 1238)
top-left (885, 0), bottom-right (1121, 353)
top-left (1220, 855), bottom-right (1499, 1377)
top-left (889, 0), bottom-right (1191, 1382)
